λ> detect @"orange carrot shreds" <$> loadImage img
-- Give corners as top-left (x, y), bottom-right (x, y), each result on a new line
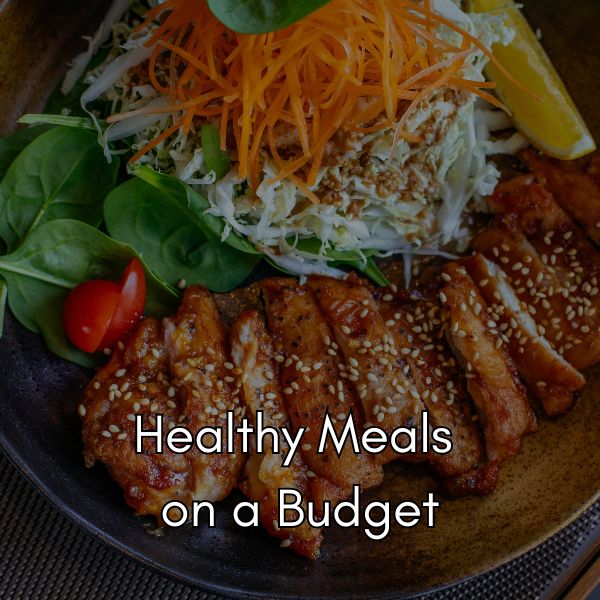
top-left (121, 0), bottom-right (510, 188)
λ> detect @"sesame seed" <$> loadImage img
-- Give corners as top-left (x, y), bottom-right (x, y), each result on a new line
top-left (341, 325), bottom-right (351, 335)
top-left (93, 382), bottom-right (100, 390)
top-left (383, 293), bottom-right (394, 302)
top-left (360, 308), bottom-right (369, 318)
top-left (177, 278), bottom-right (187, 289)
top-left (115, 368), bottom-right (126, 378)
top-left (280, 539), bottom-right (292, 548)
top-left (101, 431), bottom-right (111, 438)
top-left (152, 348), bottom-right (160, 359)
top-left (78, 404), bottom-right (86, 417)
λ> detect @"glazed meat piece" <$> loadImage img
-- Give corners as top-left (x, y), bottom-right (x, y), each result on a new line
top-left (164, 287), bottom-right (244, 502)
top-left (230, 311), bottom-right (322, 559)
top-left (374, 289), bottom-right (485, 479)
top-left (483, 175), bottom-right (600, 370)
top-left (441, 262), bottom-right (537, 464)
top-left (464, 254), bottom-right (585, 416)
top-left (472, 226), bottom-right (579, 359)
top-left (81, 319), bottom-right (192, 519)
top-left (307, 275), bottom-right (427, 465)
top-left (262, 278), bottom-right (383, 509)
top-left (520, 148), bottom-right (600, 246)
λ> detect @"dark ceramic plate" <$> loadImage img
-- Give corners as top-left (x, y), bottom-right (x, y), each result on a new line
top-left (1, 1), bottom-right (599, 598)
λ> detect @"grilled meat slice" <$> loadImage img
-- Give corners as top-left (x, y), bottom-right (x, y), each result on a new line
top-left (307, 275), bottom-right (427, 465)
top-left (472, 226), bottom-right (579, 359)
top-left (164, 287), bottom-right (244, 502)
top-left (441, 263), bottom-right (537, 464)
top-left (374, 289), bottom-right (485, 479)
top-left (485, 175), bottom-right (600, 369)
top-left (521, 148), bottom-right (600, 246)
top-left (261, 278), bottom-right (383, 508)
top-left (81, 319), bottom-right (192, 519)
top-left (230, 311), bottom-right (322, 559)
top-left (464, 254), bottom-right (585, 416)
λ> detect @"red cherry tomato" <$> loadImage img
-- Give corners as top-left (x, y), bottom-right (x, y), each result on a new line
top-left (100, 259), bottom-right (147, 350)
top-left (63, 280), bottom-right (121, 353)
top-left (63, 259), bottom-right (147, 354)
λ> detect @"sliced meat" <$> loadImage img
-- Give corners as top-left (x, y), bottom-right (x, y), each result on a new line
top-left (164, 287), bottom-right (244, 502)
top-left (521, 148), bottom-right (600, 246)
top-left (464, 253), bottom-right (585, 416)
top-left (374, 288), bottom-right (485, 479)
top-left (307, 274), bottom-right (427, 465)
top-left (230, 311), bottom-right (322, 559)
top-left (441, 262), bottom-right (537, 464)
top-left (261, 278), bottom-right (383, 509)
top-left (484, 175), bottom-right (600, 369)
top-left (81, 319), bottom-right (192, 519)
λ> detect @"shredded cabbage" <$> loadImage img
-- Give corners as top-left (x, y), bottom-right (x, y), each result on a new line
top-left (83, 0), bottom-right (520, 280)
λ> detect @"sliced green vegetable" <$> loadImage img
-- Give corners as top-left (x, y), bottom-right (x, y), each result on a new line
top-left (0, 126), bottom-right (119, 253)
top-left (18, 114), bottom-right (102, 131)
top-left (0, 219), bottom-right (179, 367)
top-left (207, 0), bottom-right (330, 33)
top-left (104, 176), bottom-right (261, 293)
top-left (0, 276), bottom-right (7, 337)
top-left (0, 125), bottom-right (52, 180)
top-left (200, 124), bottom-right (230, 180)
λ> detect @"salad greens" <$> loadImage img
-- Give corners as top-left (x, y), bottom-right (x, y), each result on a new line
top-left (207, 0), bottom-right (331, 34)
top-left (0, 219), bottom-right (178, 367)
top-left (0, 0), bottom-right (392, 366)
top-left (0, 125), bottom-right (51, 180)
top-left (0, 127), bottom-right (119, 254)
top-left (105, 171), bottom-right (261, 292)
top-left (200, 124), bottom-right (231, 180)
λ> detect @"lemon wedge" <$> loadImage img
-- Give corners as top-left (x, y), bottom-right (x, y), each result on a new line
top-left (469, 0), bottom-right (596, 159)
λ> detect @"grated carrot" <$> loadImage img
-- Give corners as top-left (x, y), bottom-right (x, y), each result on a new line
top-left (121, 0), bottom-right (513, 195)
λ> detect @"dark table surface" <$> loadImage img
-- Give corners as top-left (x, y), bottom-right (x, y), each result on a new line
top-left (0, 451), bottom-right (598, 599)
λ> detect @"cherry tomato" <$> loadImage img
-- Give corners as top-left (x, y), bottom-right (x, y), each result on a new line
top-left (63, 259), bottom-right (147, 353)
top-left (100, 259), bottom-right (147, 350)
top-left (63, 280), bottom-right (121, 353)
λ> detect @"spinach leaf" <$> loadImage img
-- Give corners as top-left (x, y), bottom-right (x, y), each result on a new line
top-left (200, 124), bottom-right (230, 180)
top-left (0, 219), bottom-right (179, 367)
top-left (104, 175), bottom-right (261, 293)
top-left (0, 277), bottom-right (7, 337)
top-left (0, 126), bottom-right (119, 253)
top-left (207, 0), bottom-right (330, 33)
top-left (0, 125), bottom-right (52, 180)
top-left (134, 166), bottom-right (259, 255)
